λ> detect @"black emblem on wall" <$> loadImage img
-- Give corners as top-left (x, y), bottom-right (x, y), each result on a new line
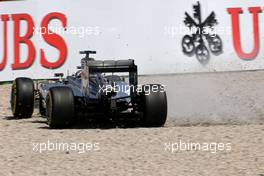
top-left (182, 1), bottom-right (223, 64)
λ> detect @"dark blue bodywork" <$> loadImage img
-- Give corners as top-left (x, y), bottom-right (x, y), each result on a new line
top-left (37, 51), bottom-right (138, 117)
top-left (39, 74), bottom-right (130, 102)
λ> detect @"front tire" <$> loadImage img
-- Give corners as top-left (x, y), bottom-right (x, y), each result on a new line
top-left (46, 87), bottom-right (74, 128)
top-left (11, 77), bottom-right (34, 118)
top-left (140, 84), bottom-right (167, 127)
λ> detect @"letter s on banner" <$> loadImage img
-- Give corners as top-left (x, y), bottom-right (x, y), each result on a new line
top-left (40, 12), bottom-right (67, 69)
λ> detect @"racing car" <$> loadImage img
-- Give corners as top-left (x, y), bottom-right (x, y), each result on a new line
top-left (10, 51), bottom-right (167, 128)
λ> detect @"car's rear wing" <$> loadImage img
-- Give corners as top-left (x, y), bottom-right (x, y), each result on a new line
top-left (79, 51), bottom-right (138, 98)
top-left (86, 60), bottom-right (137, 73)
top-left (85, 60), bottom-right (138, 90)
top-left (79, 50), bottom-right (137, 72)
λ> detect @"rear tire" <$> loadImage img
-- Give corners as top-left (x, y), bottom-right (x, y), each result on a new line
top-left (11, 77), bottom-right (34, 118)
top-left (140, 84), bottom-right (167, 127)
top-left (46, 87), bottom-right (74, 128)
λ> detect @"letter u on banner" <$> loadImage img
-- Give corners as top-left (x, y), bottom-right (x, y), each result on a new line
top-left (227, 7), bottom-right (262, 60)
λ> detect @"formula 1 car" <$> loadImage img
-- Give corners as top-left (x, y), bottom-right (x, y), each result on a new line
top-left (10, 51), bottom-right (167, 128)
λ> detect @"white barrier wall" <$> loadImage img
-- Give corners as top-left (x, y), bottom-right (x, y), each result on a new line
top-left (0, 0), bottom-right (264, 81)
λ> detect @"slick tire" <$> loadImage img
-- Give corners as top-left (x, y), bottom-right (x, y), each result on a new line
top-left (141, 84), bottom-right (167, 127)
top-left (46, 87), bottom-right (74, 128)
top-left (11, 77), bottom-right (35, 119)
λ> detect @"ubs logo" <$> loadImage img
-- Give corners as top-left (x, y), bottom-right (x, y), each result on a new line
top-left (182, 1), bottom-right (223, 64)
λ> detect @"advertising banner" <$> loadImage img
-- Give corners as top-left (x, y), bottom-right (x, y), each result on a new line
top-left (0, 0), bottom-right (263, 81)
